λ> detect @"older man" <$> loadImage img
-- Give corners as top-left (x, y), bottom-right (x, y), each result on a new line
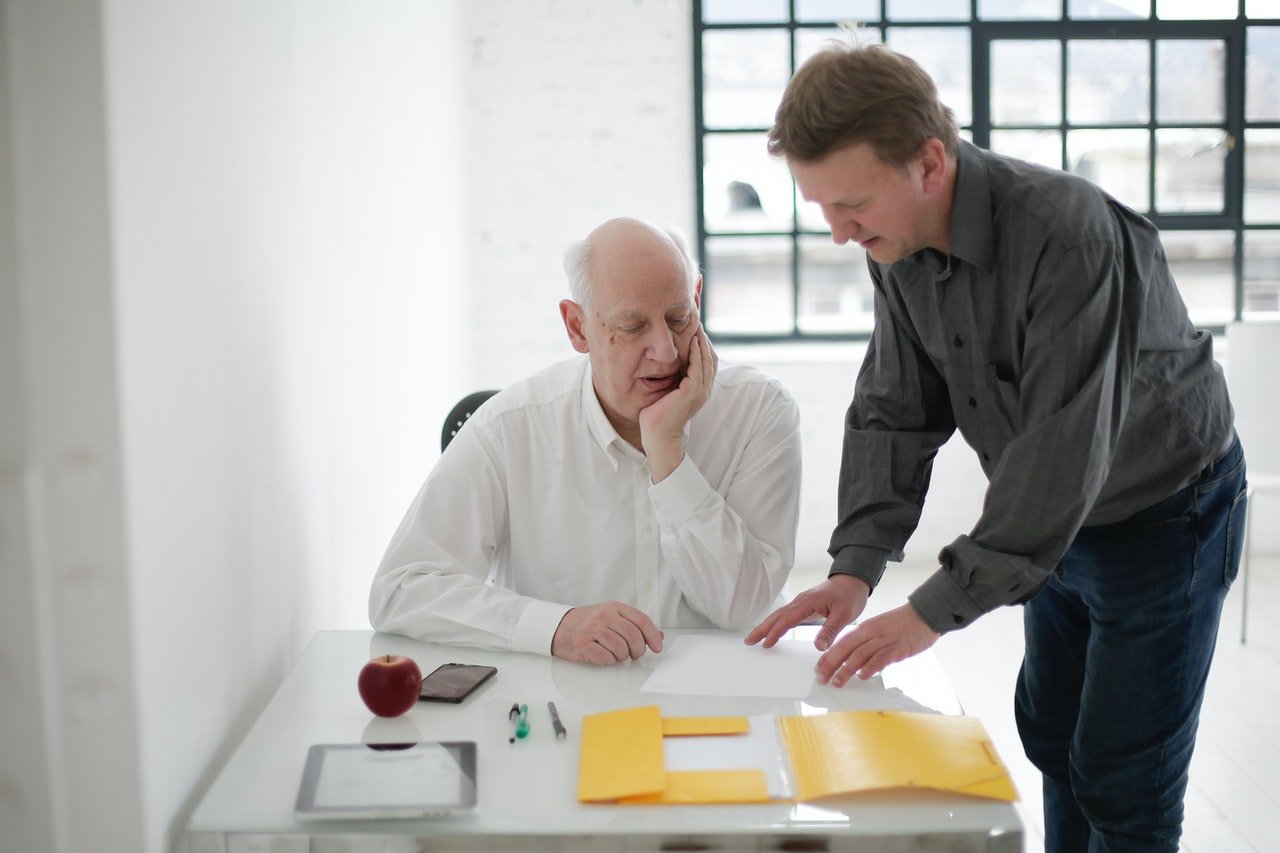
top-left (370, 217), bottom-right (802, 665)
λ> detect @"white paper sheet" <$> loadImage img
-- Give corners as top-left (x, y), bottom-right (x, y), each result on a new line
top-left (639, 634), bottom-right (821, 698)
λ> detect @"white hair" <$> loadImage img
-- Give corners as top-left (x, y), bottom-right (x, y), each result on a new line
top-left (562, 223), bottom-right (700, 311)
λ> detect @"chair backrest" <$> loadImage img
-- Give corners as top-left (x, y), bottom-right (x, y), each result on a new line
top-left (1225, 322), bottom-right (1280, 473)
top-left (441, 390), bottom-right (499, 452)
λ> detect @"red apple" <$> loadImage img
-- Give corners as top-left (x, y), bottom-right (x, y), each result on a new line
top-left (357, 654), bottom-right (423, 717)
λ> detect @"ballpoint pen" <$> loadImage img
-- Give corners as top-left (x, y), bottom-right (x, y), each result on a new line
top-left (547, 701), bottom-right (567, 739)
top-left (509, 702), bottom-right (529, 743)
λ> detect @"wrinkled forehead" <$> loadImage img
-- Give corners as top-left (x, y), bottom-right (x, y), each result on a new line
top-left (591, 244), bottom-right (695, 321)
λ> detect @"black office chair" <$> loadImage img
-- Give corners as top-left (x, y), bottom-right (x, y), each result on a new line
top-left (441, 390), bottom-right (499, 452)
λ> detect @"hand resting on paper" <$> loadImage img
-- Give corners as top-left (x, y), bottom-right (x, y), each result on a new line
top-left (552, 601), bottom-right (665, 665)
top-left (745, 574), bottom-right (940, 683)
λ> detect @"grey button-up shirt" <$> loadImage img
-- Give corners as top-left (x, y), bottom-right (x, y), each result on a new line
top-left (831, 141), bottom-right (1235, 632)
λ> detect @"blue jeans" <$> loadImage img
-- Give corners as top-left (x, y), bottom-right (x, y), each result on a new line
top-left (1015, 437), bottom-right (1248, 853)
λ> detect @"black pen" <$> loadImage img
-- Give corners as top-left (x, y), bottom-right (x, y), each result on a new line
top-left (547, 701), bottom-right (567, 739)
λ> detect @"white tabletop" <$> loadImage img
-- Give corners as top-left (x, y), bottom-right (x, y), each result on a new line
top-left (186, 628), bottom-right (1022, 852)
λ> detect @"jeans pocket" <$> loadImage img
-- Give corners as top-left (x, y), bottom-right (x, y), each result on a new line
top-left (1223, 485), bottom-right (1249, 588)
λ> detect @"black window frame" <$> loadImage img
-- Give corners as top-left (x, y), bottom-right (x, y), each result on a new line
top-left (693, 0), bottom-right (1280, 343)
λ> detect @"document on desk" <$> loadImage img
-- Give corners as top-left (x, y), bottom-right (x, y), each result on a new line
top-left (640, 634), bottom-right (820, 698)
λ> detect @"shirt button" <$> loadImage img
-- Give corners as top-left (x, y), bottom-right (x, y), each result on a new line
top-left (643, 524), bottom-right (652, 535)
top-left (982, 452), bottom-right (991, 462)
top-left (953, 335), bottom-right (964, 349)
top-left (968, 397), bottom-right (977, 408)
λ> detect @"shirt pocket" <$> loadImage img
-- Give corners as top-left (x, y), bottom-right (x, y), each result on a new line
top-left (981, 362), bottom-right (1022, 444)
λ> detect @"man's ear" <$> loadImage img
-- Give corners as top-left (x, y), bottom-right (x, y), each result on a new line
top-left (917, 137), bottom-right (949, 194)
top-left (694, 277), bottom-right (703, 311)
top-left (560, 299), bottom-right (590, 354)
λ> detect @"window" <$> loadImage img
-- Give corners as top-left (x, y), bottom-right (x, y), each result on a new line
top-left (694, 0), bottom-right (1280, 341)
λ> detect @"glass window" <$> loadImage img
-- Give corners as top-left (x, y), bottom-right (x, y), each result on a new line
top-left (798, 237), bottom-right (875, 333)
top-left (1155, 129), bottom-right (1228, 213)
top-left (1163, 231), bottom-right (1236, 326)
top-left (991, 129), bottom-right (1064, 169)
top-left (1068, 0), bottom-right (1148, 18)
top-left (1245, 129), bottom-right (1280, 224)
top-left (979, 0), bottom-right (1062, 19)
top-left (1069, 129), bottom-right (1150, 211)
top-left (991, 40), bottom-right (1062, 125)
top-left (887, 27), bottom-right (973, 126)
top-left (1156, 40), bottom-right (1225, 124)
top-left (1157, 0), bottom-right (1236, 18)
top-left (702, 0), bottom-right (788, 24)
top-left (1244, 231), bottom-right (1280, 318)
top-left (1246, 27), bottom-right (1280, 122)
top-left (887, 0), bottom-right (969, 20)
top-left (702, 30), bottom-right (791, 129)
top-left (796, 0), bottom-right (879, 21)
top-left (696, 3), bottom-right (1266, 338)
top-left (704, 237), bottom-right (794, 335)
top-left (703, 133), bottom-right (795, 233)
top-left (1068, 40), bottom-right (1150, 125)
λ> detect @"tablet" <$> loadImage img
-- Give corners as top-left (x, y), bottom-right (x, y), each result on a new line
top-left (294, 741), bottom-right (477, 820)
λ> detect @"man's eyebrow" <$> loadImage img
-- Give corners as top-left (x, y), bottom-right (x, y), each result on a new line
top-left (604, 308), bottom-right (646, 324)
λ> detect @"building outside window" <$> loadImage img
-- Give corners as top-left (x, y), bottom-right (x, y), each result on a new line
top-left (694, 0), bottom-right (1280, 341)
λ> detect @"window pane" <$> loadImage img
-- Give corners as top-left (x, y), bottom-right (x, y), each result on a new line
top-left (887, 0), bottom-right (969, 19)
top-left (797, 28), bottom-right (864, 70)
top-left (1248, 0), bottom-right (1280, 14)
top-left (703, 133), bottom-right (795, 233)
top-left (1156, 40), bottom-right (1225, 123)
top-left (1068, 0), bottom-right (1147, 18)
top-left (702, 0), bottom-right (788, 23)
top-left (1244, 231), bottom-right (1280, 318)
top-left (1245, 129), bottom-right (1280, 224)
top-left (991, 40), bottom-right (1062, 125)
top-left (887, 27), bottom-right (972, 126)
top-left (1247, 27), bottom-right (1280, 122)
top-left (1156, 129), bottom-right (1227, 213)
top-left (1156, 0), bottom-right (1235, 18)
top-left (703, 30), bottom-right (791, 129)
top-left (1068, 40), bottom-right (1150, 124)
top-left (1163, 231), bottom-right (1235, 327)
top-left (1069, 129), bottom-right (1150, 211)
top-left (798, 237), bottom-right (875, 333)
top-left (704, 237), bottom-right (794, 334)
top-left (991, 130), bottom-right (1064, 169)
top-left (979, 0), bottom-right (1062, 19)
top-left (796, 0), bottom-right (880, 21)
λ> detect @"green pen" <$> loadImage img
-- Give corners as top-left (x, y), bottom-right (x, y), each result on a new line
top-left (509, 702), bottom-right (530, 742)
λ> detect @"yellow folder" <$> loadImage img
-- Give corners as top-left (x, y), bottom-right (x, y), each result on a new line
top-left (577, 706), bottom-right (1017, 805)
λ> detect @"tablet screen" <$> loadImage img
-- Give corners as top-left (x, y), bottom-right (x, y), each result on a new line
top-left (295, 742), bottom-right (477, 820)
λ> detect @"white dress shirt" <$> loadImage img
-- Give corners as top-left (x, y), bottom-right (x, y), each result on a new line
top-left (369, 355), bottom-right (803, 656)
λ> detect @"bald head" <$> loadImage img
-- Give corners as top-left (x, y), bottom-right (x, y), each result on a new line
top-left (563, 218), bottom-right (698, 311)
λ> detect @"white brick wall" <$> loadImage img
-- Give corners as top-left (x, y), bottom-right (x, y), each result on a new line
top-left (463, 0), bottom-right (696, 386)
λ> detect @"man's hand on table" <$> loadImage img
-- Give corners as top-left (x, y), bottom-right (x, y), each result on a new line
top-left (745, 574), bottom-right (941, 683)
top-left (552, 601), bottom-right (664, 665)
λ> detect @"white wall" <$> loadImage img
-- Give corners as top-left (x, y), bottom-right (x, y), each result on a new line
top-left (3, 1), bottom-right (468, 852)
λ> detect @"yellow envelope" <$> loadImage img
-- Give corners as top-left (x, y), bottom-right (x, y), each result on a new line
top-left (578, 706), bottom-right (768, 804)
top-left (577, 706), bottom-right (1017, 805)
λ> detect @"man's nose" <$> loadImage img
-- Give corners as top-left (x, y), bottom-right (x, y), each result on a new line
top-left (645, 324), bottom-right (679, 362)
top-left (822, 206), bottom-right (855, 245)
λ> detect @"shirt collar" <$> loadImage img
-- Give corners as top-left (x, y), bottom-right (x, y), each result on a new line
top-left (580, 358), bottom-right (628, 471)
top-left (946, 140), bottom-right (996, 275)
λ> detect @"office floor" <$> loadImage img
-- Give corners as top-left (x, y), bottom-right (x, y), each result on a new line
top-left (791, 551), bottom-right (1280, 853)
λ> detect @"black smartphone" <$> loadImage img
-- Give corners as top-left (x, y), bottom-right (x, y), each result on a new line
top-left (418, 663), bottom-right (497, 703)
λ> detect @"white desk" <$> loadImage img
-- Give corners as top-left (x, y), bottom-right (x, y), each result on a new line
top-left (186, 629), bottom-right (1022, 852)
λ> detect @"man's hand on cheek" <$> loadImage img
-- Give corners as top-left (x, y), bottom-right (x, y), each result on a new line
top-left (639, 327), bottom-right (718, 482)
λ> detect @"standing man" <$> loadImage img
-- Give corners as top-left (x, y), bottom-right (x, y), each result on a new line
top-left (746, 42), bottom-right (1247, 852)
